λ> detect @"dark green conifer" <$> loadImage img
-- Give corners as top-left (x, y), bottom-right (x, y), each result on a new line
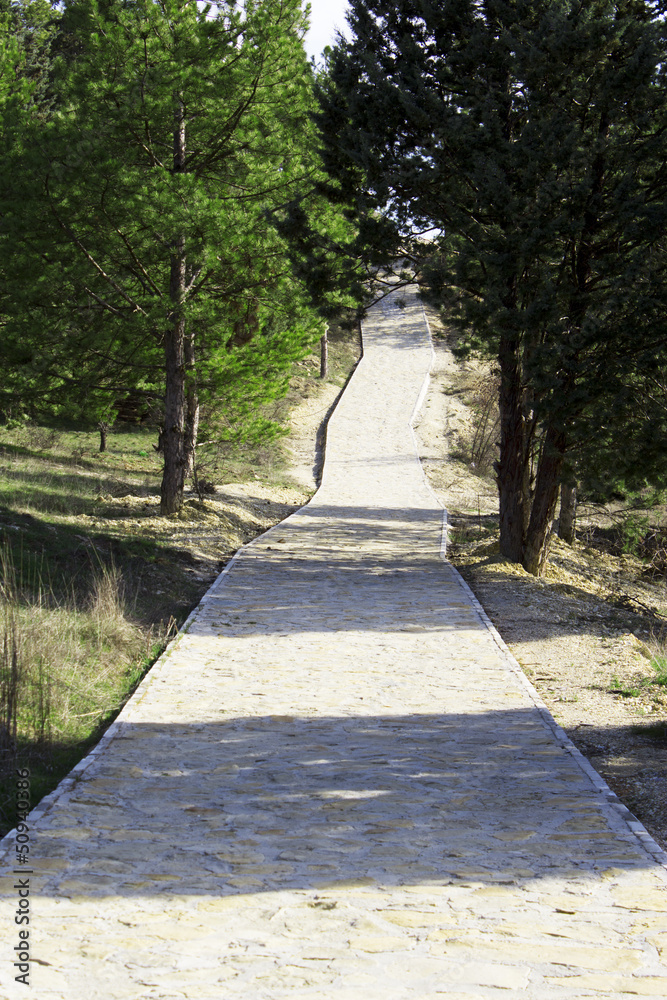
top-left (1, 0), bottom-right (331, 513)
top-left (319, 0), bottom-right (667, 574)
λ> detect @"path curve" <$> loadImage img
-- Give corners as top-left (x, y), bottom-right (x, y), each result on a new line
top-left (2, 286), bottom-right (667, 999)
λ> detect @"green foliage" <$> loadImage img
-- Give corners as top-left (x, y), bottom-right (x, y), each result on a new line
top-left (0, 0), bottom-right (347, 510)
top-left (619, 514), bottom-right (652, 556)
top-left (319, 0), bottom-right (667, 573)
top-left (573, 373), bottom-right (667, 504)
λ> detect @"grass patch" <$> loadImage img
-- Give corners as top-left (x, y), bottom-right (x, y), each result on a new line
top-left (608, 649), bottom-right (667, 702)
top-left (0, 425), bottom-right (193, 836)
top-left (0, 540), bottom-right (175, 832)
top-left (609, 676), bottom-right (644, 698)
top-left (650, 654), bottom-right (667, 686)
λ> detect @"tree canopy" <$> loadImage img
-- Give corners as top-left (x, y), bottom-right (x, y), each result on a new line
top-left (1, 0), bottom-right (351, 512)
top-left (319, 0), bottom-right (667, 573)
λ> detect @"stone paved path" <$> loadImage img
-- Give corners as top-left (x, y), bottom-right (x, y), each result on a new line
top-left (2, 286), bottom-right (667, 999)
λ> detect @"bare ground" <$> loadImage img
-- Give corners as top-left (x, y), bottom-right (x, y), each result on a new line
top-left (415, 304), bottom-right (667, 852)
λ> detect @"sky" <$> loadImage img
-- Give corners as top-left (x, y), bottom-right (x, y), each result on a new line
top-left (304, 0), bottom-right (351, 60)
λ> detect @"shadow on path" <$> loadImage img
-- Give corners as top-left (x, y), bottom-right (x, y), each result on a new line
top-left (30, 710), bottom-right (656, 901)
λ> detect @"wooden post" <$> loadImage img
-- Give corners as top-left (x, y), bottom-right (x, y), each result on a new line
top-left (320, 324), bottom-right (329, 379)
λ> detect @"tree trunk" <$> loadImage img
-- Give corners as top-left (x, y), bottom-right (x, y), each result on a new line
top-left (184, 391), bottom-right (199, 482)
top-left (496, 333), bottom-right (528, 563)
top-left (161, 269), bottom-right (186, 515)
top-left (98, 421), bottom-right (108, 453)
top-left (320, 325), bottom-right (328, 379)
top-left (559, 481), bottom-right (577, 544)
top-left (154, 426), bottom-right (165, 455)
top-left (160, 94), bottom-right (186, 514)
top-left (160, 95), bottom-right (187, 516)
top-left (522, 424), bottom-right (566, 575)
top-left (184, 330), bottom-right (199, 481)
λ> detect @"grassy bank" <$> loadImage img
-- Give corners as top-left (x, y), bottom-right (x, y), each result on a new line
top-left (0, 424), bottom-right (196, 834)
top-left (0, 320), bottom-right (361, 837)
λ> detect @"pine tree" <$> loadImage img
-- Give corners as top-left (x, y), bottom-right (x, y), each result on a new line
top-left (0, 1), bottom-right (56, 110)
top-left (318, 0), bottom-right (667, 574)
top-left (1, 0), bottom-right (325, 513)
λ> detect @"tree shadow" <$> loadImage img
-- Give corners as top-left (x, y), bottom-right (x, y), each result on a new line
top-left (17, 709), bottom-right (660, 900)
top-left (0, 438), bottom-right (157, 481)
top-left (457, 561), bottom-right (665, 637)
top-left (186, 501), bottom-right (664, 642)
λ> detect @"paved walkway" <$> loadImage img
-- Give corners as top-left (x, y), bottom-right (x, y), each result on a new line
top-left (2, 287), bottom-right (667, 999)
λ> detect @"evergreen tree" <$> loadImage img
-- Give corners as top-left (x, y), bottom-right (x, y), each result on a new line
top-left (0, 3), bottom-right (60, 424)
top-left (1, 0), bottom-right (325, 513)
top-left (0, 1), bottom-right (56, 114)
top-left (318, 0), bottom-right (667, 574)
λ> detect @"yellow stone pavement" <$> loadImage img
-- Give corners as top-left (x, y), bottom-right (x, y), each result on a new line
top-left (1, 285), bottom-right (667, 998)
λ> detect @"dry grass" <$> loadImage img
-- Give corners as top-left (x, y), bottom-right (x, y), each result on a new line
top-left (0, 546), bottom-right (159, 745)
top-left (0, 540), bottom-right (173, 832)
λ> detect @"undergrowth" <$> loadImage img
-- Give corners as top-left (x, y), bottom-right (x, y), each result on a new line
top-left (0, 541), bottom-right (173, 833)
top-left (609, 648), bottom-right (667, 701)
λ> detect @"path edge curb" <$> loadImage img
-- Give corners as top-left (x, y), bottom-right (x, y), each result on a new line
top-left (450, 563), bottom-right (667, 870)
top-left (415, 303), bottom-right (667, 873)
